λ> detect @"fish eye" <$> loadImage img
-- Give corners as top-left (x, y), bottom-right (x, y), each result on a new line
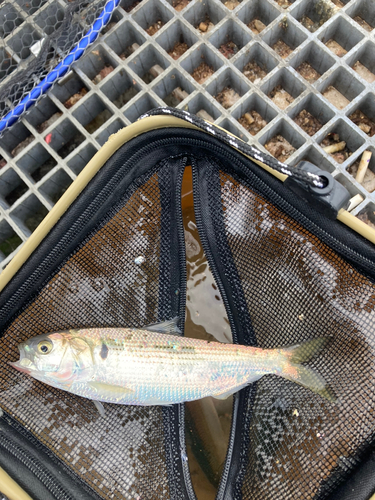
top-left (37, 340), bottom-right (53, 355)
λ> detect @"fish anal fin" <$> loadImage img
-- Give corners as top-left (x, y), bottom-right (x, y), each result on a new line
top-left (88, 381), bottom-right (135, 401)
top-left (213, 379), bottom-right (260, 400)
top-left (144, 317), bottom-right (181, 335)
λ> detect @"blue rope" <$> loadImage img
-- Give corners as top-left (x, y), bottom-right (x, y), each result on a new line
top-left (0, 0), bottom-right (120, 135)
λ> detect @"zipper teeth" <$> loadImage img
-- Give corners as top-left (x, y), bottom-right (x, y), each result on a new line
top-left (191, 160), bottom-right (238, 500)
top-left (175, 160), bottom-right (197, 500)
top-left (0, 431), bottom-right (72, 500)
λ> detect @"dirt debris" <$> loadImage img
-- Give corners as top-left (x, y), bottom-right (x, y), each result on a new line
top-left (243, 60), bottom-right (267, 83)
top-left (268, 85), bottom-right (294, 110)
top-left (120, 43), bottom-right (139, 60)
top-left (348, 159), bottom-right (375, 193)
top-left (330, 0), bottom-right (345, 7)
top-left (224, 0), bottom-right (240, 10)
top-left (353, 16), bottom-right (372, 31)
top-left (146, 20), bottom-right (164, 36)
top-left (197, 17), bottom-right (214, 34)
top-left (191, 62), bottom-right (215, 84)
top-left (64, 88), bottom-right (88, 108)
top-left (173, 0), bottom-right (190, 11)
top-left (0, 158), bottom-right (7, 169)
top-left (325, 39), bottom-right (347, 57)
top-left (92, 65), bottom-right (114, 84)
top-left (265, 135), bottom-right (296, 162)
top-left (37, 112), bottom-right (63, 134)
top-left (219, 42), bottom-right (239, 59)
top-left (294, 109), bottom-right (323, 136)
top-left (168, 42), bottom-right (189, 60)
top-left (248, 19), bottom-right (267, 34)
top-left (352, 61), bottom-right (375, 83)
top-left (300, 16), bottom-right (320, 32)
top-left (296, 61), bottom-right (321, 82)
top-left (238, 110), bottom-right (267, 135)
top-left (349, 109), bottom-right (375, 137)
top-left (276, 0), bottom-right (293, 8)
top-left (357, 211), bottom-right (375, 229)
top-left (321, 132), bottom-right (351, 163)
top-left (11, 135), bottom-right (34, 157)
top-left (215, 87), bottom-right (240, 109)
top-left (272, 39), bottom-right (292, 58)
top-left (101, 21), bottom-right (117, 35)
top-left (322, 86), bottom-right (350, 110)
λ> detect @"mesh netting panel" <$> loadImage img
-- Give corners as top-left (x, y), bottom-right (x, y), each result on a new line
top-left (219, 171), bottom-right (375, 500)
top-left (0, 172), bottom-right (172, 499)
top-left (0, 0), bottom-right (108, 123)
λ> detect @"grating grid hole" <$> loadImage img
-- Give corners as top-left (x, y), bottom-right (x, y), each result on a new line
top-left (291, 0), bottom-right (335, 33)
top-left (0, 220), bottom-right (23, 260)
top-left (260, 119), bottom-right (305, 162)
top-left (347, 149), bottom-right (375, 194)
top-left (319, 67), bottom-right (365, 110)
top-left (347, 0), bottom-right (375, 32)
top-left (208, 19), bottom-right (251, 59)
top-left (46, 119), bottom-right (86, 159)
top-left (0, 169), bottom-right (28, 207)
top-left (237, 0), bottom-right (279, 34)
top-left (319, 119), bottom-right (365, 164)
top-left (184, 0), bottom-right (226, 34)
top-left (39, 169), bottom-right (73, 204)
top-left (72, 94), bottom-right (113, 134)
top-left (120, 0), bottom-right (143, 12)
top-left (319, 17), bottom-right (365, 57)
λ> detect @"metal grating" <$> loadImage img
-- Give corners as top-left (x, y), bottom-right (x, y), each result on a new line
top-left (1, 0), bottom-right (375, 269)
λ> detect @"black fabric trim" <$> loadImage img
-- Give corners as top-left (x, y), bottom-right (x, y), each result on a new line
top-left (0, 413), bottom-right (101, 500)
top-left (159, 156), bottom-right (196, 500)
top-left (191, 157), bottom-right (257, 500)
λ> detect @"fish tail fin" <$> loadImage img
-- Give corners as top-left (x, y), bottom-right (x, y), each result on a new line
top-left (279, 337), bottom-right (335, 402)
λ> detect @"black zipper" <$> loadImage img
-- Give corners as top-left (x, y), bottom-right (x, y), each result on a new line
top-left (191, 159), bottom-right (243, 500)
top-left (0, 427), bottom-right (73, 500)
top-left (174, 160), bottom-right (197, 500)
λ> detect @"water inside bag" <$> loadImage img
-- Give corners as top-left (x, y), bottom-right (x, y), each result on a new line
top-left (182, 167), bottom-right (233, 500)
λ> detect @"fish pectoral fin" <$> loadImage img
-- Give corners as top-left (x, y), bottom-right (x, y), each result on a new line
top-left (88, 381), bottom-right (135, 399)
top-left (144, 317), bottom-right (181, 336)
top-left (93, 400), bottom-right (106, 417)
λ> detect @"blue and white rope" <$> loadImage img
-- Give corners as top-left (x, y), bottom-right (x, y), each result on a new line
top-left (0, 0), bottom-right (120, 135)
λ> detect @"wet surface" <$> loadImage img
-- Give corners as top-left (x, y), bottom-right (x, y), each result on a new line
top-left (182, 167), bottom-right (233, 500)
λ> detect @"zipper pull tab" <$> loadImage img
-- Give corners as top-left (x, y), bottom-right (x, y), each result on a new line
top-left (284, 161), bottom-right (350, 220)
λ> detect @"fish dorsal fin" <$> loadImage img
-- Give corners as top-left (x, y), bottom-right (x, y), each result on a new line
top-left (144, 316), bottom-right (182, 336)
top-left (88, 381), bottom-right (135, 400)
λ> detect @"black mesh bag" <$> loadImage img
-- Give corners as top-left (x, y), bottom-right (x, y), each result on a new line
top-left (1, 109), bottom-right (375, 500)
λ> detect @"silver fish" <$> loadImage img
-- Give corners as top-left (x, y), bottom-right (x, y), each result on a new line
top-left (10, 318), bottom-right (334, 405)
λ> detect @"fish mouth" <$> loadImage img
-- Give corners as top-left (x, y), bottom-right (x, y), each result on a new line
top-left (9, 343), bottom-right (37, 374)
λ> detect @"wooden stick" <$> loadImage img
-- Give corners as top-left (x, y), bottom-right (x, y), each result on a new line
top-left (356, 150), bottom-right (372, 184)
top-left (323, 141), bottom-right (346, 154)
top-left (347, 194), bottom-right (364, 212)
